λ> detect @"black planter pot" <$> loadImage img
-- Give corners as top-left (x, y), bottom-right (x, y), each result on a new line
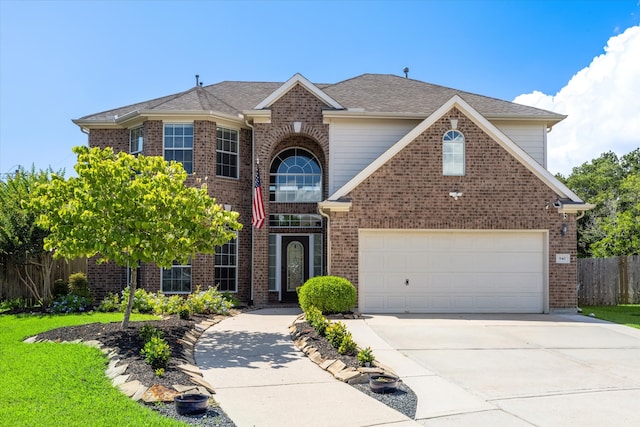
top-left (174, 393), bottom-right (209, 415)
top-left (369, 374), bottom-right (399, 394)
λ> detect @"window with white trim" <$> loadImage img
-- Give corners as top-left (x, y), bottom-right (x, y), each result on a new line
top-left (164, 123), bottom-right (193, 174)
top-left (130, 127), bottom-right (143, 154)
top-left (443, 130), bottom-right (465, 176)
top-left (161, 259), bottom-right (191, 293)
top-left (216, 127), bottom-right (238, 178)
top-left (269, 214), bottom-right (322, 228)
top-left (269, 148), bottom-right (322, 202)
top-left (215, 238), bottom-right (237, 292)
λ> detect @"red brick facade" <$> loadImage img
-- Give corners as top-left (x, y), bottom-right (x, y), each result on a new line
top-left (85, 85), bottom-right (578, 312)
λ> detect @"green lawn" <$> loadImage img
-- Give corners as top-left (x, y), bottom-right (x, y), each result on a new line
top-left (581, 305), bottom-right (640, 329)
top-left (0, 312), bottom-right (188, 426)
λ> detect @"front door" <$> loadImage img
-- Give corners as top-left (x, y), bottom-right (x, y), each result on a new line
top-left (281, 236), bottom-right (309, 302)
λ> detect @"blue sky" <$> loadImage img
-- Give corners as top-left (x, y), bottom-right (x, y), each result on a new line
top-left (1, 0), bottom-right (639, 177)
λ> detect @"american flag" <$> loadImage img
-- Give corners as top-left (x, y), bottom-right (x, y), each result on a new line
top-left (251, 166), bottom-right (266, 229)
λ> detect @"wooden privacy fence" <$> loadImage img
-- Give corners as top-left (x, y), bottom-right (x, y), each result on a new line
top-left (578, 255), bottom-right (640, 306)
top-left (0, 258), bottom-right (87, 300)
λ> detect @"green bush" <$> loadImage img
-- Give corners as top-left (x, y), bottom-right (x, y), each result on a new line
top-left (68, 273), bottom-right (91, 299)
top-left (297, 276), bottom-right (356, 314)
top-left (187, 286), bottom-right (233, 315)
top-left (52, 279), bottom-right (69, 298)
top-left (338, 332), bottom-right (357, 356)
top-left (50, 294), bottom-right (92, 314)
top-left (139, 325), bottom-right (164, 343)
top-left (150, 292), bottom-right (184, 315)
top-left (121, 287), bottom-right (154, 313)
top-left (357, 347), bottom-right (375, 366)
top-left (305, 306), bottom-right (330, 336)
top-left (97, 292), bottom-right (120, 312)
top-left (140, 336), bottom-right (171, 369)
top-left (325, 321), bottom-right (348, 349)
top-left (178, 304), bottom-right (190, 320)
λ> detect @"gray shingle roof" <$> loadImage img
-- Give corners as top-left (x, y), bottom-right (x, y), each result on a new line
top-left (77, 74), bottom-right (563, 122)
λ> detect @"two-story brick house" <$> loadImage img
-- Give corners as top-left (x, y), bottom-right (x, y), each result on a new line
top-left (73, 73), bottom-right (593, 313)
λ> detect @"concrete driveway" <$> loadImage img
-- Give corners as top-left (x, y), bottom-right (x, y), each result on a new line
top-left (343, 313), bottom-right (640, 426)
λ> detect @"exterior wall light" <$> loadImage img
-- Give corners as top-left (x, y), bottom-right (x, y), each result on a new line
top-left (561, 223), bottom-right (568, 236)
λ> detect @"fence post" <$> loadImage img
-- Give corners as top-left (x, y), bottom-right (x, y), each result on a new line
top-left (619, 256), bottom-right (629, 304)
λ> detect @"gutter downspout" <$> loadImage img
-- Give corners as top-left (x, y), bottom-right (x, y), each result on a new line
top-left (318, 203), bottom-right (331, 275)
top-left (246, 118), bottom-right (255, 306)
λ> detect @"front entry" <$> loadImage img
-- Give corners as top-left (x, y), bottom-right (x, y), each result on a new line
top-left (281, 236), bottom-right (309, 302)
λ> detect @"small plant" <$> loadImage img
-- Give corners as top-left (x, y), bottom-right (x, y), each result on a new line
top-left (221, 291), bottom-right (241, 308)
top-left (141, 336), bottom-right (171, 369)
top-left (357, 347), bottom-right (375, 366)
top-left (139, 325), bottom-right (164, 343)
top-left (325, 321), bottom-right (348, 349)
top-left (305, 306), bottom-right (330, 336)
top-left (97, 292), bottom-right (120, 312)
top-left (154, 368), bottom-right (165, 377)
top-left (178, 304), bottom-right (191, 320)
top-left (338, 332), bottom-right (357, 356)
top-left (68, 272), bottom-right (91, 299)
top-left (50, 294), bottom-right (93, 314)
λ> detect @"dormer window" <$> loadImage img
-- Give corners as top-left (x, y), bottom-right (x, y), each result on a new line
top-left (443, 130), bottom-right (465, 176)
top-left (129, 127), bottom-right (143, 155)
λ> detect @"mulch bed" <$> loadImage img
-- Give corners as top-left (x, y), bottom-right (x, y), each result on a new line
top-left (30, 311), bottom-right (416, 424)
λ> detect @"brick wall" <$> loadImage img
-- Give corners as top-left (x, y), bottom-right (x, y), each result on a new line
top-left (251, 85), bottom-right (331, 305)
top-left (329, 108), bottom-right (578, 311)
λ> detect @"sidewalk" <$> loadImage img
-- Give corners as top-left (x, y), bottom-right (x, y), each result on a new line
top-left (195, 308), bottom-right (420, 427)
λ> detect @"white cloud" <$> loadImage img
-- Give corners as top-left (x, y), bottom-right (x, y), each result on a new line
top-left (514, 25), bottom-right (640, 176)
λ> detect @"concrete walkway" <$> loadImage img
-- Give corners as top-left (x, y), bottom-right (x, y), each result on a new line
top-left (195, 308), bottom-right (420, 427)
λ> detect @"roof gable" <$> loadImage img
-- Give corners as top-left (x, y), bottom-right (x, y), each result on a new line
top-left (328, 95), bottom-right (585, 205)
top-left (254, 73), bottom-right (343, 110)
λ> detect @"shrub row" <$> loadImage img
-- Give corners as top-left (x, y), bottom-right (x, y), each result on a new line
top-left (97, 285), bottom-right (234, 316)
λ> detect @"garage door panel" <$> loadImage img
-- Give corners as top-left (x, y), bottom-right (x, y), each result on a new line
top-left (359, 231), bottom-right (545, 313)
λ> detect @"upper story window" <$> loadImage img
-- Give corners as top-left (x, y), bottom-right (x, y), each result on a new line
top-left (443, 130), bottom-right (465, 176)
top-left (216, 127), bottom-right (238, 178)
top-left (269, 148), bottom-right (322, 202)
top-left (164, 123), bottom-right (193, 174)
top-left (129, 127), bottom-right (143, 154)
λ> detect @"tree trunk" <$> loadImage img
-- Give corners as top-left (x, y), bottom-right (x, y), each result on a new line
top-left (121, 267), bottom-right (137, 328)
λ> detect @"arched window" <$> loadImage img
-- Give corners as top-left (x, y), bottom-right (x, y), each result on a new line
top-left (443, 130), bottom-right (465, 176)
top-left (269, 148), bottom-right (322, 202)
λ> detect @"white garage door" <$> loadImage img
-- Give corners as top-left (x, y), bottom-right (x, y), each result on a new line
top-left (359, 230), bottom-right (546, 313)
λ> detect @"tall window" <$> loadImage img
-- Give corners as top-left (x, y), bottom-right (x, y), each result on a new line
top-left (161, 259), bottom-right (191, 293)
top-left (130, 127), bottom-right (143, 154)
top-left (215, 238), bottom-right (237, 292)
top-left (216, 127), bottom-right (238, 178)
top-left (443, 130), bottom-right (465, 176)
top-left (164, 124), bottom-right (193, 174)
top-left (269, 148), bottom-right (322, 202)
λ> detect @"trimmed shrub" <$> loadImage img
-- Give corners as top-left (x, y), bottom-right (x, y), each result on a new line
top-left (297, 276), bottom-right (356, 314)
top-left (68, 273), bottom-right (91, 299)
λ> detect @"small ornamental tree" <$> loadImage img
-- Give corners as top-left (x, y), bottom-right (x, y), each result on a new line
top-left (32, 146), bottom-right (242, 327)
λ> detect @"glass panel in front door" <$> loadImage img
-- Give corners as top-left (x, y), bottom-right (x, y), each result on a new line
top-left (286, 241), bottom-right (304, 292)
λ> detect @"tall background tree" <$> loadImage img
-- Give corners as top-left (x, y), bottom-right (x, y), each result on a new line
top-left (0, 167), bottom-right (62, 303)
top-left (559, 148), bottom-right (639, 257)
top-left (32, 146), bottom-right (242, 327)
